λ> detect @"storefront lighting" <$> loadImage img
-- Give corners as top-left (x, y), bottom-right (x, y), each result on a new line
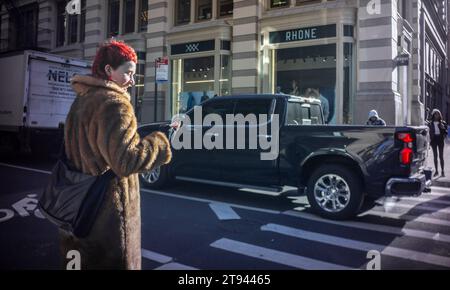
top-left (185, 80), bottom-right (214, 84)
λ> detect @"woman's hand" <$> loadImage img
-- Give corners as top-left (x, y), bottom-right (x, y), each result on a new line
top-left (169, 120), bottom-right (181, 131)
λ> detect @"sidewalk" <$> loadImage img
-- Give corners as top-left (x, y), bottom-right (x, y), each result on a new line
top-left (425, 138), bottom-right (450, 188)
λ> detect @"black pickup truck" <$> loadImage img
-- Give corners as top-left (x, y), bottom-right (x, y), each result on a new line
top-left (138, 94), bottom-right (430, 219)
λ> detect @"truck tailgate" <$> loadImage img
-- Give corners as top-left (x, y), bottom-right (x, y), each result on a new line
top-left (412, 126), bottom-right (429, 171)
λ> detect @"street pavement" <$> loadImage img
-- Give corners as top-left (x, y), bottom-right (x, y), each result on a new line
top-left (1, 157), bottom-right (450, 270)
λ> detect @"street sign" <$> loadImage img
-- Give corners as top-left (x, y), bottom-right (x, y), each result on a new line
top-left (395, 54), bottom-right (409, 66)
top-left (155, 57), bottom-right (169, 82)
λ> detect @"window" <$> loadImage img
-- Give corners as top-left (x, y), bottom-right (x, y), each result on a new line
top-left (139, 0), bottom-right (149, 32)
top-left (234, 99), bottom-right (273, 117)
top-left (68, 13), bottom-right (78, 44)
top-left (201, 99), bottom-right (235, 122)
top-left (273, 44), bottom-right (336, 123)
top-left (108, 0), bottom-right (120, 37)
top-left (173, 56), bottom-right (215, 114)
top-left (218, 0), bottom-right (233, 17)
top-left (80, 0), bottom-right (86, 42)
top-left (296, 0), bottom-right (321, 6)
top-left (220, 55), bottom-right (231, 95)
top-left (123, 0), bottom-right (136, 34)
top-left (176, 0), bottom-right (191, 25)
top-left (197, 0), bottom-right (212, 21)
top-left (56, 2), bottom-right (66, 47)
top-left (286, 102), bottom-right (323, 125)
top-left (270, 0), bottom-right (289, 8)
top-left (9, 3), bottom-right (38, 50)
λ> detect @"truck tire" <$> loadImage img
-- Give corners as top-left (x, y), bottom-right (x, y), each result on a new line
top-left (306, 164), bottom-right (364, 220)
top-left (139, 165), bottom-right (171, 189)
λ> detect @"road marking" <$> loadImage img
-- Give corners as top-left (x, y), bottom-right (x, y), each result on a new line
top-left (392, 196), bottom-right (450, 206)
top-left (430, 186), bottom-right (450, 194)
top-left (154, 262), bottom-right (198, 270)
top-left (141, 188), bottom-right (281, 215)
top-left (141, 248), bottom-right (173, 264)
top-left (210, 238), bottom-right (354, 270)
top-left (209, 203), bottom-right (241, 220)
top-left (380, 201), bottom-right (450, 214)
top-left (0, 162), bottom-right (51, 174)
top-left (261, 223), bottom-right (450, 268)
top-left (361, 210), bottom-right (450, 227)
top-left (282, 210), bottom-right (450, 243)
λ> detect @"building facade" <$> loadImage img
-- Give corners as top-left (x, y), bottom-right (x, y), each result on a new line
top-left (0, 0), bottom-right (448, 125)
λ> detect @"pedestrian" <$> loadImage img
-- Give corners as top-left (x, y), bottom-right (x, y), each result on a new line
top-left (305, 88), bottom-right (330, 123)
top-left (427, 109), bottom-right (448, 177)
top-left (60, 40), bottom-right (173, 269)
top-left (366, 110), bottom-right (386, 126)
top-left (290, 80), bottom-right (300, 96)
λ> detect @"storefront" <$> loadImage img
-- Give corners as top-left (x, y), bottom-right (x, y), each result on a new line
top-left (260, 23), bottom-right (355, 124)
top-left (170, 38), bottom-right (231, 115)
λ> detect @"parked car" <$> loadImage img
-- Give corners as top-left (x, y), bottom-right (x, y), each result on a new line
top-left (138, 94), bottom-right (430, 220)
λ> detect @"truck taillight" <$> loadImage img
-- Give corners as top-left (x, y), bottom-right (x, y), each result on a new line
top-left (397, 133), bottom-right (414, 165)
top-left (400, 148), bottom-right (413, 165)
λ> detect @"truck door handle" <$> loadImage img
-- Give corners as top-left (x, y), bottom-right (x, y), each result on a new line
top-left (205, 133), bottom-right (219, 137)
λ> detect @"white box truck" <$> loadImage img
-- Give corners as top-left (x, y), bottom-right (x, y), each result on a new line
top-left (0, 50), bottom-right (91, 155)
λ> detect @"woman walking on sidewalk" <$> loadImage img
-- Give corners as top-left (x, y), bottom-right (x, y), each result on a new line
top-left (427, 109), bottom-right (448, 177)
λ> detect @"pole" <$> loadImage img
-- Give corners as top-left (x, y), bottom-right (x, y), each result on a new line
top-left (154, 58), bottom-right (159, 122)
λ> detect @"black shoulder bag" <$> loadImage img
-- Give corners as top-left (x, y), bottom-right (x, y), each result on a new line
top-left (38, 142), bottom-right (116, 238)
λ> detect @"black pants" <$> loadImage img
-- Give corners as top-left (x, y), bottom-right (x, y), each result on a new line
top-left (431, 140), bottom-right (445, 172)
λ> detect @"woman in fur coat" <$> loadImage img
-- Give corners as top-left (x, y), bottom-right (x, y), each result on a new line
top-left (59, 40), bottom-right (172, 269)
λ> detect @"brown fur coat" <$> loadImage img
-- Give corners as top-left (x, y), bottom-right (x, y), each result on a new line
top-left (59, 75), bottom-right (171, 269)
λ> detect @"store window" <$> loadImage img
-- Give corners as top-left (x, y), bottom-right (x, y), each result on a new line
top-left (296, 0), bottom-right (321, 6)
top-left (197, 0), bottom-right (212, 21)
top-left (272, 44), bottom-right (337, 124)
top-left (220, 55), bottom-right (231, 96)
top-left (270, 0), bottom-right (289, 8)
top-left (172, 56), bottom-right (215, 114)
top-left (108, 0), bottom-right (120, 37)
top-left (219, 0), bottom-right (233, 17)
top-left (176, 0), bottom-right (191, 25)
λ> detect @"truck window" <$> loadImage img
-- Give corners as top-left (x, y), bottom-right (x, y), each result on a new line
top-left (196, 99), bottom-right (235, 124)
top-left (234, 99), bottom-right (273, 116)
top-left (286, 102), bottom-right (323, 125)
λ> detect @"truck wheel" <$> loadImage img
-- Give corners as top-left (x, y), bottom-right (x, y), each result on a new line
top-left (306, 165), bottom-right (364, 220)
top-left (139, 165), bottom-right (170, 189)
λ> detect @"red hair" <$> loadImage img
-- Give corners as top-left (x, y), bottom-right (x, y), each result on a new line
top-left (92, 40), bottom-right (137, 80)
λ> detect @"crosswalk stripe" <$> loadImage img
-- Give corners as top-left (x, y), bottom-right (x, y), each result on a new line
top-left (154, 262), bottom-right (198, 270)
top-left (393, 196), bottom-right (450, 206)
top-left (361, 210), bottom-right (450, 227)
top-left (209, 203), bottom-right (241, 220)
top-left (141, 248), bottom-right (173, 264)
top-left (282, 210), bottom-right (450, 243)
top-left (430, 186), bottom-right (450, 194)
top-left (379, 201), bottom-right (450, 214)
top-left (262, 223), bottom-right (450, 268)
top-left (210, 238), bottom-right (354, 270)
